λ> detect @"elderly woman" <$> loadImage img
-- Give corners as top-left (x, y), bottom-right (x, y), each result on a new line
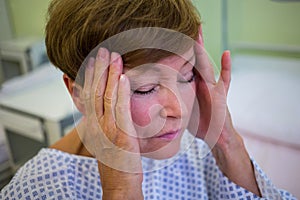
top-left (0, 0), bottom-right (296, 199)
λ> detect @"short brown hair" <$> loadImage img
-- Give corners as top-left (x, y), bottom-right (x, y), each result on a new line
top-left (45, 0), bottom-right (201, 80)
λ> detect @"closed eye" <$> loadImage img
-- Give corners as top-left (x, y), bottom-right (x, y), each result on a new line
top-left (133, 85), bottom-right (160, 96)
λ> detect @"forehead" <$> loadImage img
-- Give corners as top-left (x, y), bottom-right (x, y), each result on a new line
top-left (157, 46), bottom-right (195, 67)
top-left (124, 47), bottom-right (195, 75)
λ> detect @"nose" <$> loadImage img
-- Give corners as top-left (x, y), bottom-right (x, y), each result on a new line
top-left (159, 86), bottom-right (187, 119)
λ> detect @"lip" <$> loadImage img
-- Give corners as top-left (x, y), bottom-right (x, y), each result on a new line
top-left (155, 130), bottom-right (180, 141)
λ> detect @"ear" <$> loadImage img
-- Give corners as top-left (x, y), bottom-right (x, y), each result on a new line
top-left (63, 74), bottom-right (86, 115)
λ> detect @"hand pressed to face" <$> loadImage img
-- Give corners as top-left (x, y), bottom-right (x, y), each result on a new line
top-left (74, 48), bottom-right (145, 196)
top-left (190, 31), bottom-right (233, 149)
top-left (76, 48), bottom-right (142, 174)
top-left (191, 33), bottom-right (261, 196)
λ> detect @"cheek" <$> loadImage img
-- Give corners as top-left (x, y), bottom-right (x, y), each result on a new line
top-left (130, 97), bottom-right (153, 127)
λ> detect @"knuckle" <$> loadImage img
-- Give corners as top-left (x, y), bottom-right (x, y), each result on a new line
top-left (103, 95), bottom-right (113, 105)
top-left (82, 89), bottom-right (91, 97)
top-left (96, 85), bottom-right (105, 96)
top-left (81, 91), bottom-right (92, 101)
top-left (95, 93), bottom-right (104, 101)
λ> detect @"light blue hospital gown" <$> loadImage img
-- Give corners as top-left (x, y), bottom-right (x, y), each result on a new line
top-left (0, 132), bottom-right (296, 200)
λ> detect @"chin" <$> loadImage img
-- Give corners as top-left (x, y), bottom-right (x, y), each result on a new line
top-left (140, 141), bottom-right (181, 160)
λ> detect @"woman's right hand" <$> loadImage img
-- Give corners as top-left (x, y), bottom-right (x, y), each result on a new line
top-left (76, 48), bottom-right (143, 200)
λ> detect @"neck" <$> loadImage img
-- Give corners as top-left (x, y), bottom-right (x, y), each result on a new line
top-left (50, 127), bottom-right (93, 157)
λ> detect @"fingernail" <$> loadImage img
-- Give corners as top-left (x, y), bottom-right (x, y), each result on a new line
top-left (87, 57), bottom-right (95, 68)
top-left (120, 74), bottom-right (126, 82)
top-left (111, 52), bottom-right (122, 65)
top-left (225, 50), bottom-right (231, 59)
top-left (98, 47), bottom-right (107, 60)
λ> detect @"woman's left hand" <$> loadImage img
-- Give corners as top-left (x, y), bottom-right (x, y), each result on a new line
top-left (190, 26), bottom-right (261, 196)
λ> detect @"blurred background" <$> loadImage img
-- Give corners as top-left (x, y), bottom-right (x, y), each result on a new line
top-left (0, 0), bottom-right (299, 198)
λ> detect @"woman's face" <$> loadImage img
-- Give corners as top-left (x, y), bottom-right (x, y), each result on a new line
top-left (125, 47), bottom-right (196, 159)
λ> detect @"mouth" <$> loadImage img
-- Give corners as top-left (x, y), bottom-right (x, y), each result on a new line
top-left (154, 129), bottom-right (181, 141)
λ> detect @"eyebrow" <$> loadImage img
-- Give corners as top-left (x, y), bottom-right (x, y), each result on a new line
top-left (125, 64), bottom-right (161, 75)
top-left (183, 54), bottom-right (196, 67)
top-left (125, 53), bottom-right (195, 79)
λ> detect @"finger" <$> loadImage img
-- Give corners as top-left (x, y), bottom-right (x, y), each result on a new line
top-left (198, 25), bottom-right (204, 47)
top-left (116, 74), bottom-right (140, 153)
top-left (115, 75), bottom-right (135, 136)
top-left (103, 52), bottom-right (123, 123)
top-left (93, 47), bottom-right (110, 117)
top-left (82, 57), bottom-right (95, 115)
top-left (194, 34), bottom-right (216, 85)
top-left (219, 50), bottom-right (231, 94)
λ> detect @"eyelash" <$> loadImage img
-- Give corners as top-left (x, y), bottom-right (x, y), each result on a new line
top-left (133, 71), bottom-right (195, 96)
top-left (133, 86), bottom-right (159, 96)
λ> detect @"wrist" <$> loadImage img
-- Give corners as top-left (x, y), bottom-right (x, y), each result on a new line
top-left (211, 131), bottom-right (261, 196)
top-left (212, 129), bottom-right (249, 173)
top-left (98, 161), bottom-right (144, 199)
top-left (103, 188), bottom-right (144, 200)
